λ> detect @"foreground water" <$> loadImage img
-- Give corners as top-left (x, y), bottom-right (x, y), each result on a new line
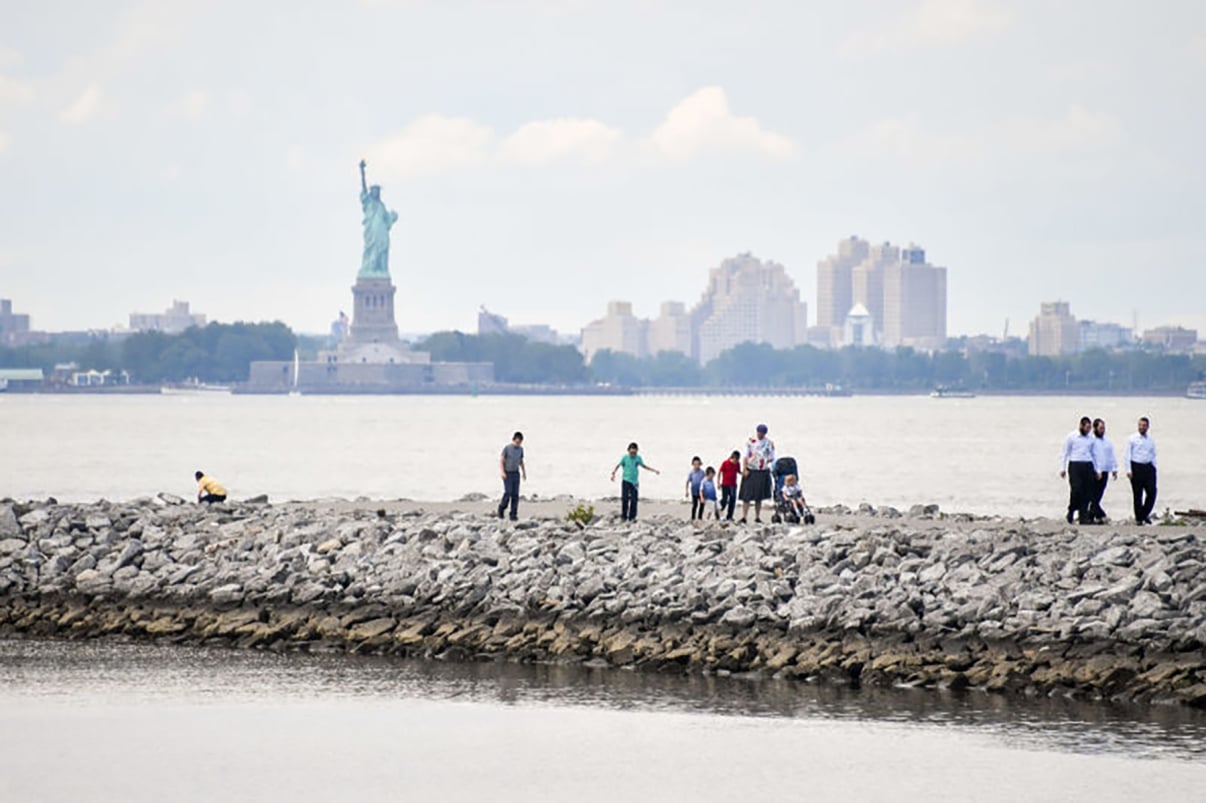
top-left (1, 393), bottom-right (1202, 516)
top-left (1, 639), bottom-right (1203, 802)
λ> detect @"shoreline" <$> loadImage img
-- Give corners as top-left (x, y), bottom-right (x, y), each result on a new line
top-left (2, 496), bottom-right (1204, 707)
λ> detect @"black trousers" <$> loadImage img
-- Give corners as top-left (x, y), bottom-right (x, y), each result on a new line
top-left (1067, 461), bottom-right (1095, 523)
top-left (1089, 473), bottom-right (1110, 521)
top-left (499, 471), bottom-right (520, 519)
top-left (200, 494), bottom-right (226, 504)
top-left (1130, 462), bottom-right (1157, 523)
top-left (621, 481), bottom-right (639, 520)
top-left (720, 485), bottom-right (737, 520)
top-left (690, 496), bottom-right (704, 520)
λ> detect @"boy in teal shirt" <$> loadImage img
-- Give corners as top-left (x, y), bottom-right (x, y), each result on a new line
top-left (610, 441), bottom-right (660, 521)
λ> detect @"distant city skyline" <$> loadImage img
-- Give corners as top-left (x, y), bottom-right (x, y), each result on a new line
top-left (2, 2), bottom-right (1205, 338)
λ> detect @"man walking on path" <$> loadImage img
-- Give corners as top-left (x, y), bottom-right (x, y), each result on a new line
top-left (1089, 418), bottom-right (1118, 523)
top-left (739, 424), bottom-right (776, 524)
top-left (1124, 416), bottom-right (1158, 525)
top-left (498, 432), bottom-right (526, 521)
top-left (1059, 417), bottom-right (1098, 524)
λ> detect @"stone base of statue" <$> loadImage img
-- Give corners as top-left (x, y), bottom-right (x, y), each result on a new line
top-left (349, 277), bottom-right (399, 344)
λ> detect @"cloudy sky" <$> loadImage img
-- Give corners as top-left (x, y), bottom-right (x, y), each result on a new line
top-left (2, 0), bottom-right (1204, 339)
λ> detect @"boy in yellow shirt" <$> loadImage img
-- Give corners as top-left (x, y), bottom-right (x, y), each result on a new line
top-left (195, 471), bottom-right (227, 504)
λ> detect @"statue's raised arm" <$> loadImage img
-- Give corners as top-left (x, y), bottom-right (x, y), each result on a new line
top-left (359, 159), bottom-right (368, 196)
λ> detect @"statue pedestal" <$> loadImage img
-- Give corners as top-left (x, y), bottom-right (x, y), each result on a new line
top-left (349, 277), bottom-right (399, 344)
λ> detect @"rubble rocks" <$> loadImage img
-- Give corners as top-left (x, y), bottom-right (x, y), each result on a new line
top-left (0, 496), bottom-right (1203, 706)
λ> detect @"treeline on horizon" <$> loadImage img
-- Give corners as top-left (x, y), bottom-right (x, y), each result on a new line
top-left (2, 326), bottom-right (1203, 390)
top-left (0, 322), bottom-right (295, 383)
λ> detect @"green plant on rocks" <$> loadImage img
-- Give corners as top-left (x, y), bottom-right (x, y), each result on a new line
top-left (565, 503), bottom-right (595, 528)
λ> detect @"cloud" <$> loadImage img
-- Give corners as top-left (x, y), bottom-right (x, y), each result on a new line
top-left (649, 86), bottom-right (796, 162)
top-left (366, 114), bottom-right (494, 178)
top-left (841, 0), bottom-right (1011, 56)
top-left (0, 75), bottom-right (33, 105)
top-left (170, 90), bottom-right (208, 121)
top-left (366, 87), bottom-right (792, 178)
top-left (0, 47), bottom-right (20, 69)
top-left (499, 118), bottom-right (621, 166)
top-left (59, 84), bottom-right (104, 124)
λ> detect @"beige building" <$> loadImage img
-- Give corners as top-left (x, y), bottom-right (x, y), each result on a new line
top-left (580, 301), bottom-right (648, 362)
top-left (129, 300), bottom-right (206, 334)
top-left (691, 253), bottom-right (808, 364)
top-left (881, 244), bottom-right (948, 350)
top-left (647, 301), bottom-right (693, 356)
top-left (1028, 301), bottom-right (1080, 356)
top-left (850, 242), bottom-right (896, 342)
top-left (816, 236), bottom-right (870, 344)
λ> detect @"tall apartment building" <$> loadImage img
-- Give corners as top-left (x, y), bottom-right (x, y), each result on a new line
top-left (1028, 302), bottom-right (1080, 356)
top-left (0, 298), bottom-right (32, 346)
top-left (580, 301), bottom-right (648, 362)
top-left (128, 300), bottom-right (206, 334)
top-left (851, 242), bottom-right (897, 342)
top-left (1141, 325), bottom-right (1198, 353)
top-left (691, 253), bottom-right (808, 364)
top-left (882, 244), bottom-right (948, 350)
top-left (816, 236), bottom-right (870, 342)
top-left (647, 301), bottom-right (693, 356)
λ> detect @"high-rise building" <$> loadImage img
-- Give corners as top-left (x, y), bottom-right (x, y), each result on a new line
top-left (647, 301), bottom-right (693, 356)
top-left (128, 300), bottom-right (206, 334)
top-left (580, 301), bottom-right (648, 362)
top-left (816, 236), bottom-right (870, 342)
top-left (882, 244), bottom-right (947, 350)
top-left (1028, 302), bottom-right (1080, 356)
top-left (691, 253), bottom-right (808, 364)
top-left (0, 299), bottom-right (32, 346)
top-left (815, 237), bottom-right (873, 335)
top-left (850, 242), bottom-right (896, 342)
top-left (477, 306), bottom-right (509, 336)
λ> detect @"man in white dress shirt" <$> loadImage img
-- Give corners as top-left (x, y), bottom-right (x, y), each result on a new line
top-left (1088, 418), bottom-right (1118, 523)
top-left (1123, 416), bottom-right (1158, 525)
top-left (1059, 416), bottom-right (1098, 525)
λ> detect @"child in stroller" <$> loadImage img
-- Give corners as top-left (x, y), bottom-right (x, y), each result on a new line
top-left (770, 457), bottom-right (815, 524)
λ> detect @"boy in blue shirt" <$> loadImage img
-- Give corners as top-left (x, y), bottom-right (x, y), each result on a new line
top-left (699, 466), bottom-right (719, 520)
top-left (685, 456), bottom-right (706, 520)
top-left (610, 441), bottom-right (660, 521)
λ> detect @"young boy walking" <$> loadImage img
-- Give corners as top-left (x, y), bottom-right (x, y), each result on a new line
top-left (685, 456), bottom-right (706, 520)
top-left (700, 466), bottom-right (719, 520)
top-left (718, 451), bottom-right (740, 521)
top-left (610, 442), bottom-right (659, 521)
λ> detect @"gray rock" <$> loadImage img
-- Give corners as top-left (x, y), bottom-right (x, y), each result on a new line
top-left (0, 538), bottom-right (26, 555)
top-left (0, 505), bottom-right (20, 538)
top-left (209, 583), bottom-right (244, 605)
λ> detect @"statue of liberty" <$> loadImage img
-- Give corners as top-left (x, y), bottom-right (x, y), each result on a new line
top-left (357, 159), bottom-right (399, 278)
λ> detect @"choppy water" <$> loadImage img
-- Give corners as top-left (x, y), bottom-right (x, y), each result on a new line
top-left (0, 393), bottom-right (1201, 516)
top-left (1, 639), bottom-right (1203, 802)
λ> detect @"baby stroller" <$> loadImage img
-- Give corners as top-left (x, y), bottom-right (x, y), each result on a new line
top-left (770, 456), bottom-right (815, 525)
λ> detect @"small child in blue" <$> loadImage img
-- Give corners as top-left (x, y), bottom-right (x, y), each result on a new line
top-left (699, 466), bottom-right (719, 520)
top-left (610, 441), bottom-right (659, 521)
top-left (685, 456), bottom-right (706, 520)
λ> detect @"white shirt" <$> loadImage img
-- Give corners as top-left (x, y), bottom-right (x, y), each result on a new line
top-left (1123, 433), bottom-right (1157, 470)
top-left (1060, 431), bottom-right (1098, 471)
top-left (1092, 436), bottom-right (1117, 473)
top-left (744, 436), bottom-right (776, 471)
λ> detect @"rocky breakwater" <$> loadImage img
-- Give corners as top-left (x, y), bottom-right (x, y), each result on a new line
top-left (1, 497), bottom-right (1205, 706)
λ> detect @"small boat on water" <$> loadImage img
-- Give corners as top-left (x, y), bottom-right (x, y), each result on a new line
top-left (1188, 381), bottom-right (1206, 400)
top-left (930, 387), bottom-right (975, 399)
top-left (160, 381), bottom-right (232, 395)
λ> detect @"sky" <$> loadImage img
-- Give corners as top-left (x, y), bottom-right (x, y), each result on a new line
top-left (1, 0), bottom-right (1204, 339)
